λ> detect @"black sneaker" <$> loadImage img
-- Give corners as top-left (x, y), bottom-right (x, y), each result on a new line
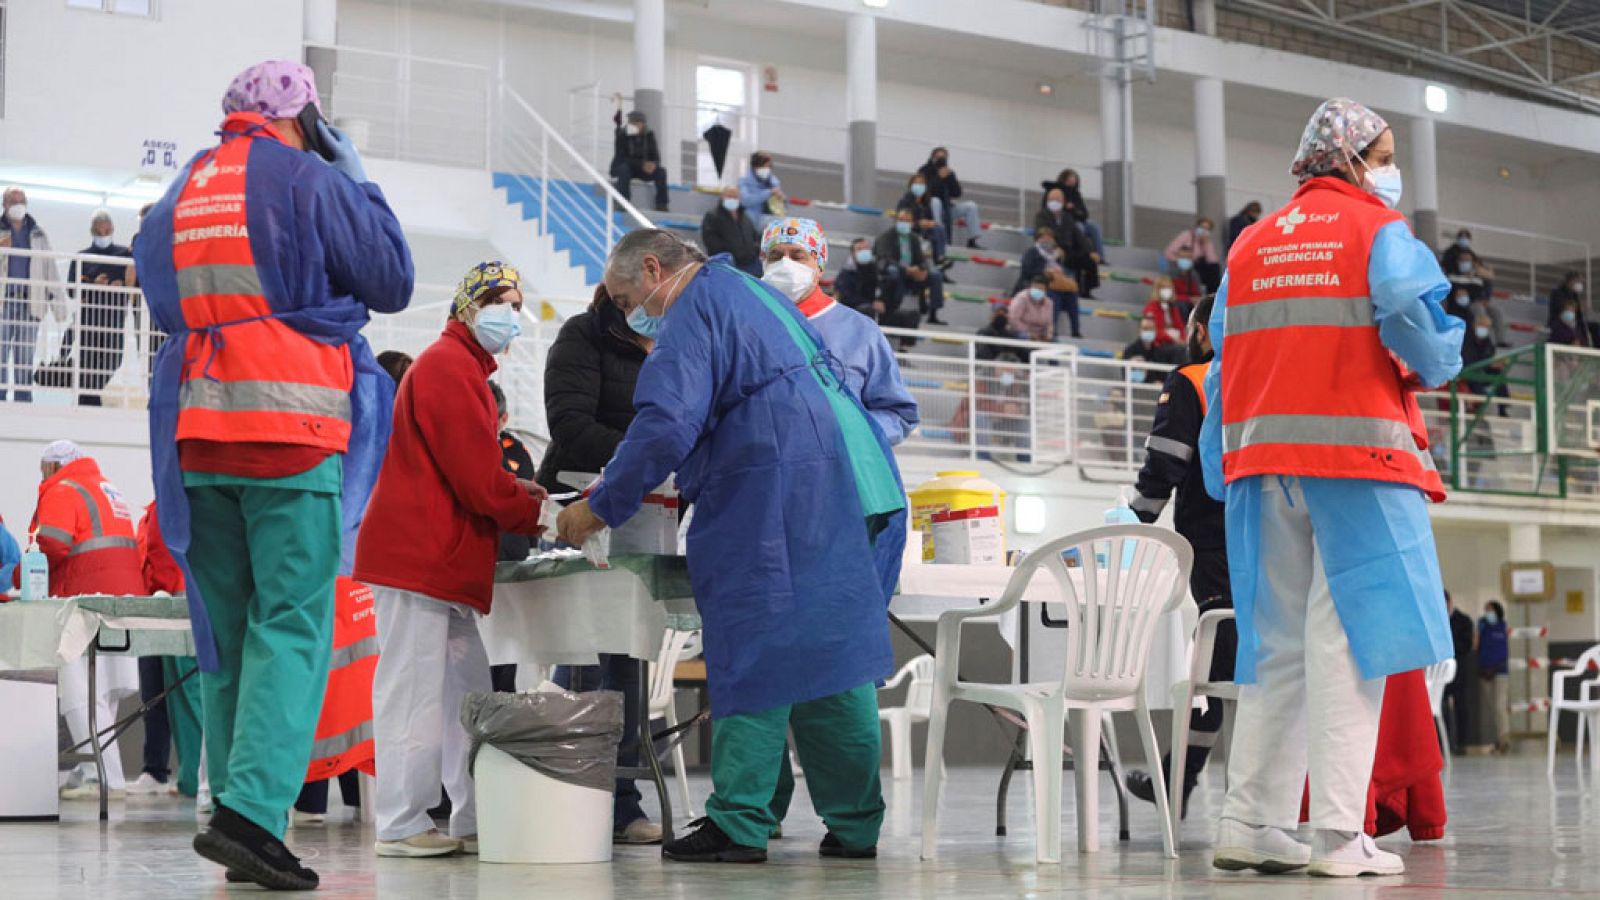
top-left (662, 817), bottom-right (767, 863)
top-left (193, 804), bottom-right (319, 891)
top-left (1125, 768), bottom-right (1194, 820)
top-left (966, 238), bottom-right (982, 249)
top-left (819, 832), bottom-right (877, 859)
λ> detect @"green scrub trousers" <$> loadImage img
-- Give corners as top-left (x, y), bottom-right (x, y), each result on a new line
top-left (705, 682), bottom-right (884, 850)
top-left (162, 655), bottom-right (205, 797)
top-left (184, 457), bottom-right (341, 839)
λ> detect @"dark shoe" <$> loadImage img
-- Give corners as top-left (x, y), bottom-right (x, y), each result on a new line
top-left (819, 832), bottom-right (877, 859)
top-left (1125, 768), bottom-right (1194, 820)
top-left (966, 238), bottom-right (982, 249)
top-left (194, 804), bottom-right (319, 891)
top-left (224, 870), bottom-right (250, 884)
top-left (662, 817), bottom-right (767, 863)
top-left (655, 204), bottom-right (670, 212)
top-left (927, 315), bottom-right (947, 326)
top-left (936, 257), bottom-right (953, 271)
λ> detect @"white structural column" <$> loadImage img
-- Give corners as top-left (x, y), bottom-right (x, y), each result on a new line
top-left (1194, 77), bottom-right (1227, 244)
top-left (1099, 71), bottom-right (1132, 245)
top-left (303, 0), bottom-right (339, 110)
top-left (1411, 116), bottom-right (1440, 247)
top-left (632, 0), bottom-right (666, 144)
top-left (846, 13), bottom-right (879, 206)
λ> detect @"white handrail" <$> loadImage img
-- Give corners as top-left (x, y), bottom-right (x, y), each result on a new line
top-left (305, 41), bottom-right (491, 74)
top-left (499, 84), bottom-right (655, 232)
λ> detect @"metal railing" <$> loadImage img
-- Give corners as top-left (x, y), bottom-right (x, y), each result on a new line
top-left (312, 42), bottom-right (493, 169)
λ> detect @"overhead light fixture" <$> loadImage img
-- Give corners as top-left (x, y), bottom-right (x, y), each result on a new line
top-left (1037, 82), bottom-right (1055, 96)
top-left (1424, 84), bottom-right (1448, 113)
top-left (862, 0), bottom-right (889, 8)
top-left (1014, 495), bottom-right (1046, 535)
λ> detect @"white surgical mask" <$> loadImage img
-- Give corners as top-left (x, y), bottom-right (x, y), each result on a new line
top-left (1139, 329), bottom-right (1157, 344)
top-left (1454, 292), bottom-right (1470, 307)
top-left (1474, 326), bottom-right (1491, 340)
top-left (755, 166), bottom-right (773, 180)
top-left (1046, 200), bottom-right (1064, 213)
top-left (6, 204), bottom-right (25, 222)
top-left (1574, 282), bottom-right (1585, 293)
top-left (1195, 226), bottom-right (1210, 238)
top-left (1457, 259), bottom-right (1474, 274)
top-left (721, 197), bottom-right (739, 212)
top-left (625, 123), bottom-right (641, 136)
top-left (762, 256), bottom-right (816, 303)
top-left (91, 235), bottom-right (112, 249)
top-left (470, 303), bottom-right (522, 355)
top-left (1158, 288), bottom-right (1174, 302)
top-left (1362, 163), bottom-right (1404, 209)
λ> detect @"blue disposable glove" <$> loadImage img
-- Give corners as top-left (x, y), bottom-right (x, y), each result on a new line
top-left (316, 119), bottom-right (368, 184)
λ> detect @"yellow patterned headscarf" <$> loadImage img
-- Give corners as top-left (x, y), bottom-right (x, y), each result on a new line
top-left (453, 260), bottom-right (523, 315)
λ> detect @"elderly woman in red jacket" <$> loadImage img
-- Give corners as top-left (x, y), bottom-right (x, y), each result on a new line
top-left (354, 261), bottom-right (546, 859)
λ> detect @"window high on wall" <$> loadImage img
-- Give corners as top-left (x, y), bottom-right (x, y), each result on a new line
top-left (695, 62), bottom-right (753, 188)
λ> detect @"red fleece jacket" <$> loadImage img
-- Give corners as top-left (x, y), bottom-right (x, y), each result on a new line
top-left (354, 321), bottom-right (542, 613)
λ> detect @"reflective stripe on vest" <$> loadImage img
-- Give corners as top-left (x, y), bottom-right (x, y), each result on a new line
top-left (328, 635), bottom-right (378, 672)
top-left (1225, 294), bottom-right (1376, 336)
top-left (54, 479), bottom-right (139, 556)
top-left (72, 535), bottom-right (140, 556)
top-left (310, 719), bottom-right (374, 762)
top-left (59, 480), bottom-right (103, 536)
top-left (1223, 414), bottom-right (1439, 475)
top-left (176, 263), bottom-right (263, 303)
top-left (37, 525), bottom-right (74, 546)
top-left (181, 379), bottom-right (353, 420)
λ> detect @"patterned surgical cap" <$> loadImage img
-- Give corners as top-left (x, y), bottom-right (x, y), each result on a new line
top-left (222, 60), bottom-right (322, 120)
top-left (1290, 98), bottom-right (1389, 183)
top-left (454, 260), bottom-right (523, 315)
top-left (42, 440), bottom-right (84, 465)
top-left (760, 217), bottom-right (828, 270)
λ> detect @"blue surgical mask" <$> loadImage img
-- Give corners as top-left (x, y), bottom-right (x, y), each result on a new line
top-left (855, 249), bottom-right (873, 265)
top-left (1561, 310), bottom-right (1578, 326)
top-left (471, 303), bottom-right (522, 354)
top-left (721, 197), bottom-right (739, 212)
top-left (1028, 287), bottom-right (1046, 301)
top-left (1474, 326), bottom-right (1491, 340)
top-left (1454, 292), bottom-right (1470, 307)
top-left (1363, 164), bottom-right (1404, 209)
top-left (1457, 259), bottom-right (1474, 274)
top-left (1176, 257), bottom-right (1194, 272)
top-left (1139, 329), bottom-right (1157, 344)
top-left (1456, 237), bottom-right (1471, 249)
top-left (910, 182), bottom-right (927, 198)
top-left (895, 221), bottom-right (912, 235)
top-left (1485, 610), bottom-right (1499, 625)
top-left (628, 305), bottom-right (662, 338)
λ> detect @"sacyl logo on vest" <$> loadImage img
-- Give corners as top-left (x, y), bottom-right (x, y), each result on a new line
top-left (1275, 206), bottom-right (1340, 235)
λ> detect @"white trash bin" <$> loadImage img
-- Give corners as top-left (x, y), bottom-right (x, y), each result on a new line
top-left (474, 743), bottom-right (614, 864)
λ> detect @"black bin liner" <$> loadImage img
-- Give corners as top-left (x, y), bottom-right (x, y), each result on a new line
top-left (462, 689), bottom-right (625, 792)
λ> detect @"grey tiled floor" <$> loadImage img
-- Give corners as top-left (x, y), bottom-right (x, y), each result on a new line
top-left (3, 751), bottom-right (1597, 898)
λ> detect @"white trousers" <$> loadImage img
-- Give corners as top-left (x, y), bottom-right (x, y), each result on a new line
top-left (59, 655), bottom-right (137, 789)
top-left (1222, 477), bottom-right (1387, 833)
top-left (372, 586), bottom-right (491, 841)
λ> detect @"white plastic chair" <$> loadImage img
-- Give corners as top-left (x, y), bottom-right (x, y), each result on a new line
top-left (878, 654), bottom-right (935, 780)
top-left (921, 525), bottom-right (1190, 863)
top-left (650, 628), bottom-right (702, 819)
top-left (1547, 644), bottom-right (1600, 780)
top-left (1424, 657), bottom-right (1457, 774)
top-left (1167, 608), bottom-right (1238, 834)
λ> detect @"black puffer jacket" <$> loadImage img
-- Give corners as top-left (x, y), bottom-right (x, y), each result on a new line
top-left (533, 300), bottom-right (648, 494)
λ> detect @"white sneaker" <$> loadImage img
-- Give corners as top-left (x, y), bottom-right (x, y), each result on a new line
top-left (291, 809), bottom-right (327, 827)
top-left (60, 782), bottom-right (126, 802)
top-left (1212, 817), bottom-right (1312, 873)
top-left (127, 772), bottom-right (176, 796)
top-left (1308, 829), bottom-right (1405, 877)
top-left (196, 787), bottom-right (214, 814)
top-left (375, 829), bottom-right (464, 858)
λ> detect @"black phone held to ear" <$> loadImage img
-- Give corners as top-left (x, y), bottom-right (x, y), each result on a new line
top-left (297, 104), bottom-right (337, 162)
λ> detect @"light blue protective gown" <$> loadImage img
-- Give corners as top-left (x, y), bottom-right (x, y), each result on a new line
top-left (805, 299), bottom-right (920, 446)
top-left (1200, 220), bottom-right (1466, 683)
top-left (588, 261), bottom-right (907, 719)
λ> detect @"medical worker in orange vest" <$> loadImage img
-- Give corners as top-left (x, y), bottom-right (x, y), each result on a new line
top-left (134, 60), bottom-right (413, 890)
top-left (1200, 98), bottom-right (1463, 878)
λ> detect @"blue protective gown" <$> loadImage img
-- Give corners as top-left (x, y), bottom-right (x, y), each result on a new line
top-left (135, 125), bottom-right (414, 671)
top-left (805, 297), bottom-right (920, 446)
top-left (0, 517), bottom-right (18, 589)
top-left (1200, 220), bottom-right (1465, 683)
top-left (588, 261), bottom-right (907, 719)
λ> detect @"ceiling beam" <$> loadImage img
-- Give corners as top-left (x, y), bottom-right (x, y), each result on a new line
top-left (1336, 0), bottom-right (1442, 26)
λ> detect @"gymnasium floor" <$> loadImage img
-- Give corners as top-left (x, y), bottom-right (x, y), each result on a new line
top-left (3, 753), bottom-right (1596, 898)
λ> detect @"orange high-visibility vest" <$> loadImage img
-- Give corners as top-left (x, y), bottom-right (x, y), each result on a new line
top-left (171, 113), bottom-right (354, 451)
top-left (30, 457), bottom-right (144, 597)
top-left (1221, 177), bottom-right (1445, 502)
top-left (306, 577), bottom-right (377, 781)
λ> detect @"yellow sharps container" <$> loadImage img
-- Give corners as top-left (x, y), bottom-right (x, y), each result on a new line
top-left (907, 471), bottom-right (1005, 562)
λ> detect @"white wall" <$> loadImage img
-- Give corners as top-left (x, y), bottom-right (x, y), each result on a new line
top-left (1435, 524), bottom-right (1600, 642)
top-left (0, 1), bottom-right (304, 174)
top-left (0, 409), bottom-right (153, 555)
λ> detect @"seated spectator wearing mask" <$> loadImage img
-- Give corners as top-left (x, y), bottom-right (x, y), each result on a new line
top-left (1038, 168), bottom-right (1104, 257)
top-left (532, 282), bottom-right (660, 843)
top-left (701, 185), bottom-right (762, 277)
top-left (1007, 275), bottom-right (1055, 342)
top-left (919, 147), bottom-right (983, 250)
top-left (1123, 316), bottom-right (1161, 365)
top-left (761, 218), bottom-right (920, 448)
top-left (609, 110), bottom-right (669, 212)
top-left (739, 151), bottom-right (785, 224)
top-left (1165, 217), bottom-right (1222, 295)
top-left (1446, 249), bottom-right (1504, 344)
top-left (875, 208), bottom-right (947, 326)
top-left (1035, 189), bottom-right (1101, 297)
top-left (834, 238), bottom-right (920, 338)
top-left (1549, 272), bottom-right (1593, 342)
top-left (1550, 298), bottom-right (1593, 347)
top-left (1228, 202), bottom-right (1263, 250)
top-left (1460, 312), bottom-right (1506, 396)
top-left (1142, 278), bottom-right (1190, 348)
top-left (897, 173), bottom-right (949, 267)
top-left (1012, 227), bottom-right (1083, 339)
top-left (1440, 228), bottom-right (1473, 273)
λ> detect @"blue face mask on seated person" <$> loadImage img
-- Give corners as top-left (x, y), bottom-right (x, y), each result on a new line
top-left (628, 305), bottom-right (662, 338)
top-left (1176, 257), bottom-right (1194, 272)
top-left (1029, 287), bottom-right (1046, 301)
top-left (1457, 259), bottom-right (1474, 274)
top-left (895, 221), bottom-right (912, 236)
top-left (911, 183), bottom-right (927, 198)
top-left (855, 249), bottom-right (873, 265)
